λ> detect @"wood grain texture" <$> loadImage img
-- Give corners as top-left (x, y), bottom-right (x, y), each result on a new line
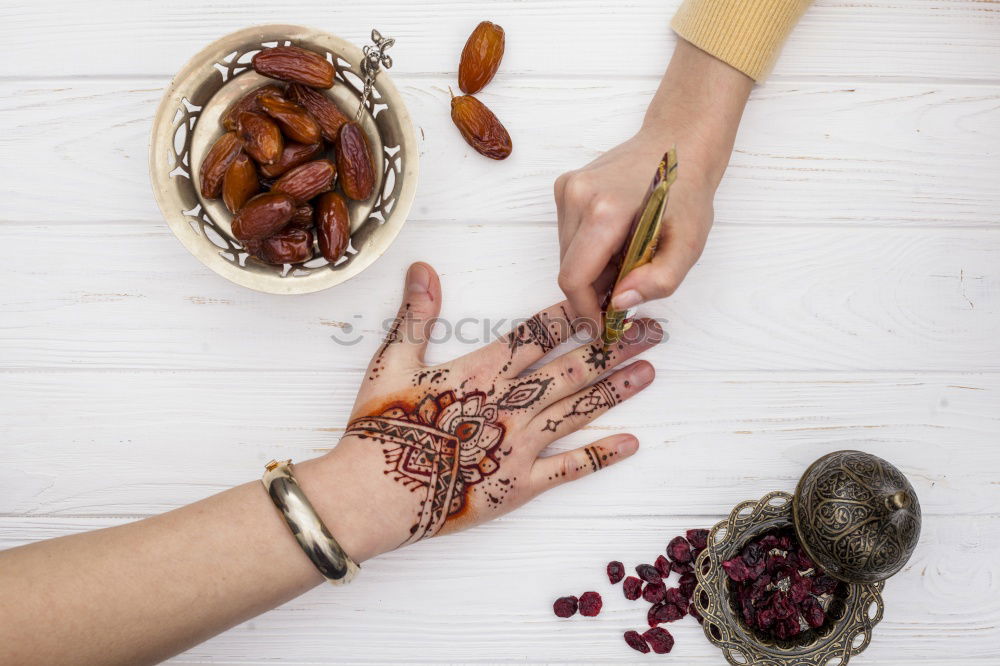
top-left (0, 0), bottom-right (998, 81)
top-left (2, 0), bottom-right (999, 662)
top-left (2, 370), bottom-right (998, 517)
top-left (2, 78), bottom-right (999, 225)
top-left (1, 223), bottom-right (997, 372)
top-left (0, 515), bottom-right (994, 663)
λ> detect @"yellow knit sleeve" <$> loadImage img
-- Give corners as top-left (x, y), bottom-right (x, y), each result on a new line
top-left (671, 0), bottom-right (813, 81)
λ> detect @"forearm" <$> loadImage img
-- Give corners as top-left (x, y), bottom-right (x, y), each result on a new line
top-left (640, 37), bottom-right (753, 189)
top-left (0, 455), bottom-right (367, 665)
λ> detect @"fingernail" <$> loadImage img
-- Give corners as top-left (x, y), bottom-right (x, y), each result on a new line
top-left (616, 435), bottom-right (639, 456)
top-left (406, 263), bottom-right (431, 295)
top-left (632, 362), bottom-right (655, 388)
top-left (612, 289), bottom-right (643, 310)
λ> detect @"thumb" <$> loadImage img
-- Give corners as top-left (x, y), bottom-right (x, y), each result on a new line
top-left (370, 262), bottom-right (442, 371)
top-left (608, 223), bottom-right (705, 310)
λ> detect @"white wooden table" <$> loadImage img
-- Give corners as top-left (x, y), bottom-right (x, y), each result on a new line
top-left (2, 1), bottom-right (999, 663)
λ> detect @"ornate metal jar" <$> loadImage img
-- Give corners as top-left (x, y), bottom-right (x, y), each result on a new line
top-left (693, 451), bottom-right (921, 666)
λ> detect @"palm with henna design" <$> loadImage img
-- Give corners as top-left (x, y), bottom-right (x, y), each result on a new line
top-left (327, 262), bottom-right (662, 555)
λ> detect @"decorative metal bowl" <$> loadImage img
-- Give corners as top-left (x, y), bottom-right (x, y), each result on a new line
top-left (149, 24), bottom-right (418, 294)
top-left (694, 492), bottom-right (885, 666)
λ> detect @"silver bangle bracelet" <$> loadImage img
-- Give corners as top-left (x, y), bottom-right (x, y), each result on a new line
top-left (261, 459), bottom-right (360, 585)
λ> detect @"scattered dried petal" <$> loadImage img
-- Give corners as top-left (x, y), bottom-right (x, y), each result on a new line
top-left (624, 630), bottom-right (650, 654)
top-left (623, 576), bottom-right (643, 601)
top-left (553, 596), bottom-right (578, 618)
top-left (642, 627), bottom-right (675, 654)
top-left (579, 591), bottom-right (602, 617)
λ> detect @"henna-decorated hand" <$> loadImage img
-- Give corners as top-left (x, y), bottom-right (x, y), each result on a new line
top-left (308, 263), bottom-right (662, 562)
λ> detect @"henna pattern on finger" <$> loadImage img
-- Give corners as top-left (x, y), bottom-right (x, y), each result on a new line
top-left (541, 418), bottom-right (562, 433)
top-left (566, 379), bottom-right (622, 418)
top-left (507, 311), bottom-right (562, 360)
top-left (584, 344), bottom-right (613, 371)
top-left (545, 446), bottom-right (620, 481)
top-left (345, 389), bottom-right (507, 545)
top-left (369, 303), bottom-right (409, 382)
top-left (583, 446), bottom-right (604, 472)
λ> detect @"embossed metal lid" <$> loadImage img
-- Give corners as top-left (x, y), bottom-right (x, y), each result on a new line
top-left (793, 450), bottom-right (921, 584)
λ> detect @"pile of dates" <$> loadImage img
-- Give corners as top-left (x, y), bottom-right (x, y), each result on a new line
top-left (450, 21), bottom-right (512, 160)
top-left (199, 44), bottom-right (375, 266)
top-left (723, 527), bottom-right (844, 641)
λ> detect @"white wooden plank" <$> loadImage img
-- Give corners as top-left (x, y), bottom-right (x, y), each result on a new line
top-left (0, 1), bottom-right (998, 81)
top-left (0, 515), bottom-right (995, 663)
top-left (0, 223), bottom-right (997, 373)
top-left (2, 78), bottom-right (999, 225)
top-left (2, 369), bottom-right (997, 516)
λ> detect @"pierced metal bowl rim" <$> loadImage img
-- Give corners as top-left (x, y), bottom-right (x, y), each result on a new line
top-left (693, 490), bottom-right (886, 666)
top-left (148, 23), bottom-right (419, 295)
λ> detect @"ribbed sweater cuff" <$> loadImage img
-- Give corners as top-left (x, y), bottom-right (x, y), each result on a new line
top-left (671, 0), bottom-right (812, 81)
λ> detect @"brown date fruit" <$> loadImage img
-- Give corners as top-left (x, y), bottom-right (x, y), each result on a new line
top-left (450, 93), bottom-right (512, 160)
top-left (272, 159), bottom-right (336, 203)
top-left (288, 203), bottom-right (315, 229)
top-left (222, 153), bottom-right (260, 213)
top-left (238, 111), bottom-right (283, 165)
top-left (459, 21), bottom-right (505, 94)
top-left (231, 192), bottom-right (296, 241)
top-left (336, 122), bottom-right (375, 200)
top-left (252, 46), bottom-right (335, 89)
top-left (286, 83), bottom-right (350, 142)
top-left (259, 141), bottom-right (325, 179)
top-left (199, 131), bottom-right (244, 199)
top-left (220, 85), bottom-right (283, 131)
top-left (259, 91), bottom-right (322, 145)
top-left (252, 227), bottom-right (315, 265)
top-left (315, 192), bottom-right (350, 264)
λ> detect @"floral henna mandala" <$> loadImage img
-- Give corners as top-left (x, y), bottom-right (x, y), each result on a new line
top-left (345, 389), bottom-right (508, 545)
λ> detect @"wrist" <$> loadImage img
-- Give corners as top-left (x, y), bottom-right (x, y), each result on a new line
top-left (640, 38), bottom-right (752, 189)
top-left (292, 450), bottom-right (395, 564)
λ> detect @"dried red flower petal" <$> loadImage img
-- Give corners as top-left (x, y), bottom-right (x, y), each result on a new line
top-left (686, 528), bottom-right (709, 551)
top-left (790, 576), bottom-right (812, 603)
top-left (801, 596), bottom-right (825, 628)
top-left (667, 536), bottom-right (693, 563)
top-left (811, 574), bottom-right (838, 596)
top-left (742, 541), bottom-right (765, 566)
top-left (774, 617), bottom-right (802, 640)
top-left (579, 591), bottom-right (603, 617)
top-left (772, 591), bottom-right (798, 620)
top-left (642, 627), bottom-right (675, 654)
top-left (722, 557), bottom-right (751, 582)
top-left (636, 563), bottom-right (662, 583)
top-left (678, 572), bottom-right (697, 599)
top-left (756, 608), bottom-right (777, 630)
top-left (606, 560), bottom-right (625, 584)
top-left (553, 596), bottom-right (578, 618)
top-left (664, 587), bottom-right (687, 607)
top-left (624, 630), bottom-right (650, 654)
top-left (642, 582), bottom-right (666, 604)
top-left (671, 560), bottom-right (693, 575)
top-left (654, 554), bottom-right (672, 577)
top-left (623, 576), bottom-right (643, 601)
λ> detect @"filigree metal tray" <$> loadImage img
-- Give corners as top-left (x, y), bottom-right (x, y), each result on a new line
top-left (693, 491), bottom-right (885, 666)
top-left (149, 24), bottom-right (418, 294)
